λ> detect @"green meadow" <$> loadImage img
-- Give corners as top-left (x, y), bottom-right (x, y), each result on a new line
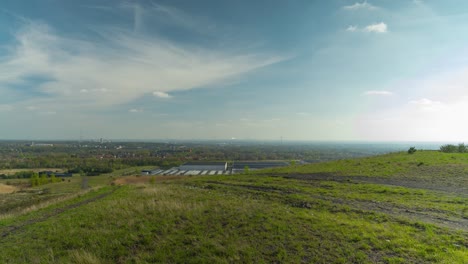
top-left (0, 151), bottom-right (467, 263)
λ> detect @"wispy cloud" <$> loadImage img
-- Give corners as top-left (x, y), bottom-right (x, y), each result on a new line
top-left (153, 91), bottom-right (172, 99)
top-left (409, 98), bottom-right (443, 112)
top-left (343, 1), bottom-right (377, 10)
top-left (409, 98), bottom-right (440, 105)
top-left (0, 105), bottom-right (13, 112)
top-left (129, 108), bottom-right (143, 113)
top-left (151, 3), bottom-right (216, 34)
top-left (26, 106), bottom-right (38, 111)
top-left (346, 23), bottom-right (388, 33)
top-left (364, 22), bottom-right (388, 33)
top-left (362, 90), bottom-right (393, 96)
top-left (0, 9), bottom-right (284, 112)
top-left (346, 25), bottom-right (358, 32)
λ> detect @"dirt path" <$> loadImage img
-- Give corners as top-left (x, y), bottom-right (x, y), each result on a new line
top-left (0, 187), bottom-right (119, 239)
top-left (280, 173), bottom-right (468, 196)
top-left (205, 181), bottom-right (468, 232)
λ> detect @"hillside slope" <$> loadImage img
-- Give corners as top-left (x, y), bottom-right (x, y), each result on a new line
top-left (0, 151), bottom-right (467, 263)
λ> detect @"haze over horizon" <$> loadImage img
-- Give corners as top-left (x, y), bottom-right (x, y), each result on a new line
top-left (1, 1), bottom-right (468, 141)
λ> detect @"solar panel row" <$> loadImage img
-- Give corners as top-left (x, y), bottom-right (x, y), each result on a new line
top-left (146, 169), bottom-right (233, 176)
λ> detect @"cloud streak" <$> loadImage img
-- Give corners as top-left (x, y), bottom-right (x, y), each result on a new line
top-left (343, 1), bottom-right (377, 10)
top-left (153, 91), bottom-right (172, 99)
top-left (346, 23), bottom-right (388, 33)
top-left (0, 8), bottom-right (284, 112)
top-left (364, 22), bottom-right (388, 33)
top-left (363, 90), bottom-right (393, 96)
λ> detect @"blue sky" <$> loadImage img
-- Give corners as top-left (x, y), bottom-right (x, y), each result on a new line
top-left (1, 0), bottom-right (468, 141)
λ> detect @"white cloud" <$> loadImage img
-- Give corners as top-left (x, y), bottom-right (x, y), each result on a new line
top-left (0, 15), bottom-right (283, 112)
top-left (153, 91), bottom-right (172, 98)
top-left (409, 98), bottom-right (441, 105)
top-left (26, 106), bottom-right (38, 111)
top-left (362, 90), bottom-right (393, 96)
top-left (343, 1), bottom-right (377, 10)
top-left (0, 105), bottom-right (13, 112)
top-left (357, 68), bottom-right (468, 141)
top-left (346, 25), bottom-right (358, 32)
top-left (364, 22), bottom-right (388, 33)
top-left (409, 98), bottom-right (443, 112)
top-left (129, 108), bottom-right (143, 113)
top-left (346, 23), bottom-right (388, 33)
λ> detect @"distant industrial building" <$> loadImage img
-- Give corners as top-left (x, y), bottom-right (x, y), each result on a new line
top-left (30, 142), bottom-right (54, 147)
top-left (232, 161), bottom-right (289, 173)
top-left (141, 163), bottom-right (230, 176)
top-left (141, 161), bottom-right (289, 176)
top-left (179, 162), bottom-right (227, 171)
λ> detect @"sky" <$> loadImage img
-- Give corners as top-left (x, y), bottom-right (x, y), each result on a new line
top-left (1, 0), bottom-right (468, 141)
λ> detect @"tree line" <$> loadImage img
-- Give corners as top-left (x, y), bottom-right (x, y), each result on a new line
top-left (439, 143), bottom-right (467, 153)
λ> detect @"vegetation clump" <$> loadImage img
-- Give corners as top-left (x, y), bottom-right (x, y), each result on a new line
top-left (30, 173), bottom-right (61, 187)
top-left (407, 147), bottom-right (417, 154)
top-left (440, 143), bottom-right (467, 153)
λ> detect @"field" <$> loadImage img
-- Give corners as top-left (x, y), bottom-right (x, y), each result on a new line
top-left (0, 168), bottom-right (66, 176)
top-left (0, 151), bottom-right (467, 263)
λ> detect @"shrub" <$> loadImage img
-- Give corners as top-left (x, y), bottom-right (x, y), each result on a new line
top-left (408, 147), bottom-right (417, 154)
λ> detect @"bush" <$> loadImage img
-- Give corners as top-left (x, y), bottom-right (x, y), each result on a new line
top-left (408, 147), bottom-right (417, 154)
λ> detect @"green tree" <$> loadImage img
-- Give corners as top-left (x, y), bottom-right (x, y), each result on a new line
top-left (50, 173), bottom-right (58, 183)
top-left (30, 173), bottom-right (40, 187)
top-left (244, 166), bottom-right (250, 174)
top-left (40, 174), bottom-right (48, 185)
top-left (458, 143), bottom-right (467, 153)
top-left (440, 144), bottom-right (458, 153)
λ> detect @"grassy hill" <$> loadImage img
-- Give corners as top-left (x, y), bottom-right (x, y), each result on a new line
top-left (0, 151), bottom-right (467, 263)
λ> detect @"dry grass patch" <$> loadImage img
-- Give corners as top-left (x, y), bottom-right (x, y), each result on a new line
top-left (0, 168), bottom-right (65, 175)
top-left (0, 184), bottom-right (17, 194)
top-left (113, 175), bottom-right (185, 185)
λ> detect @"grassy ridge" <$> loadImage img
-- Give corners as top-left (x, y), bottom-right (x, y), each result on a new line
top-left (0, 151), bottom-right (467, 263)
top-left (264, 150), bottom-right (468, 176)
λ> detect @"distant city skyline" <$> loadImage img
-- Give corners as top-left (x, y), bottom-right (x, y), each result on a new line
top-left (1, 1), bottom-right (468, 141)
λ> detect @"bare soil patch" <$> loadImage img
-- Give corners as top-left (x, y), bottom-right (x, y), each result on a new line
top-left (0, 184), bottom-right (17, 194)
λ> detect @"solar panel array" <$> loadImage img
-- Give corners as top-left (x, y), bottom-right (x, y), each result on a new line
top-left (144, 168), bottom-right (232, 176)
